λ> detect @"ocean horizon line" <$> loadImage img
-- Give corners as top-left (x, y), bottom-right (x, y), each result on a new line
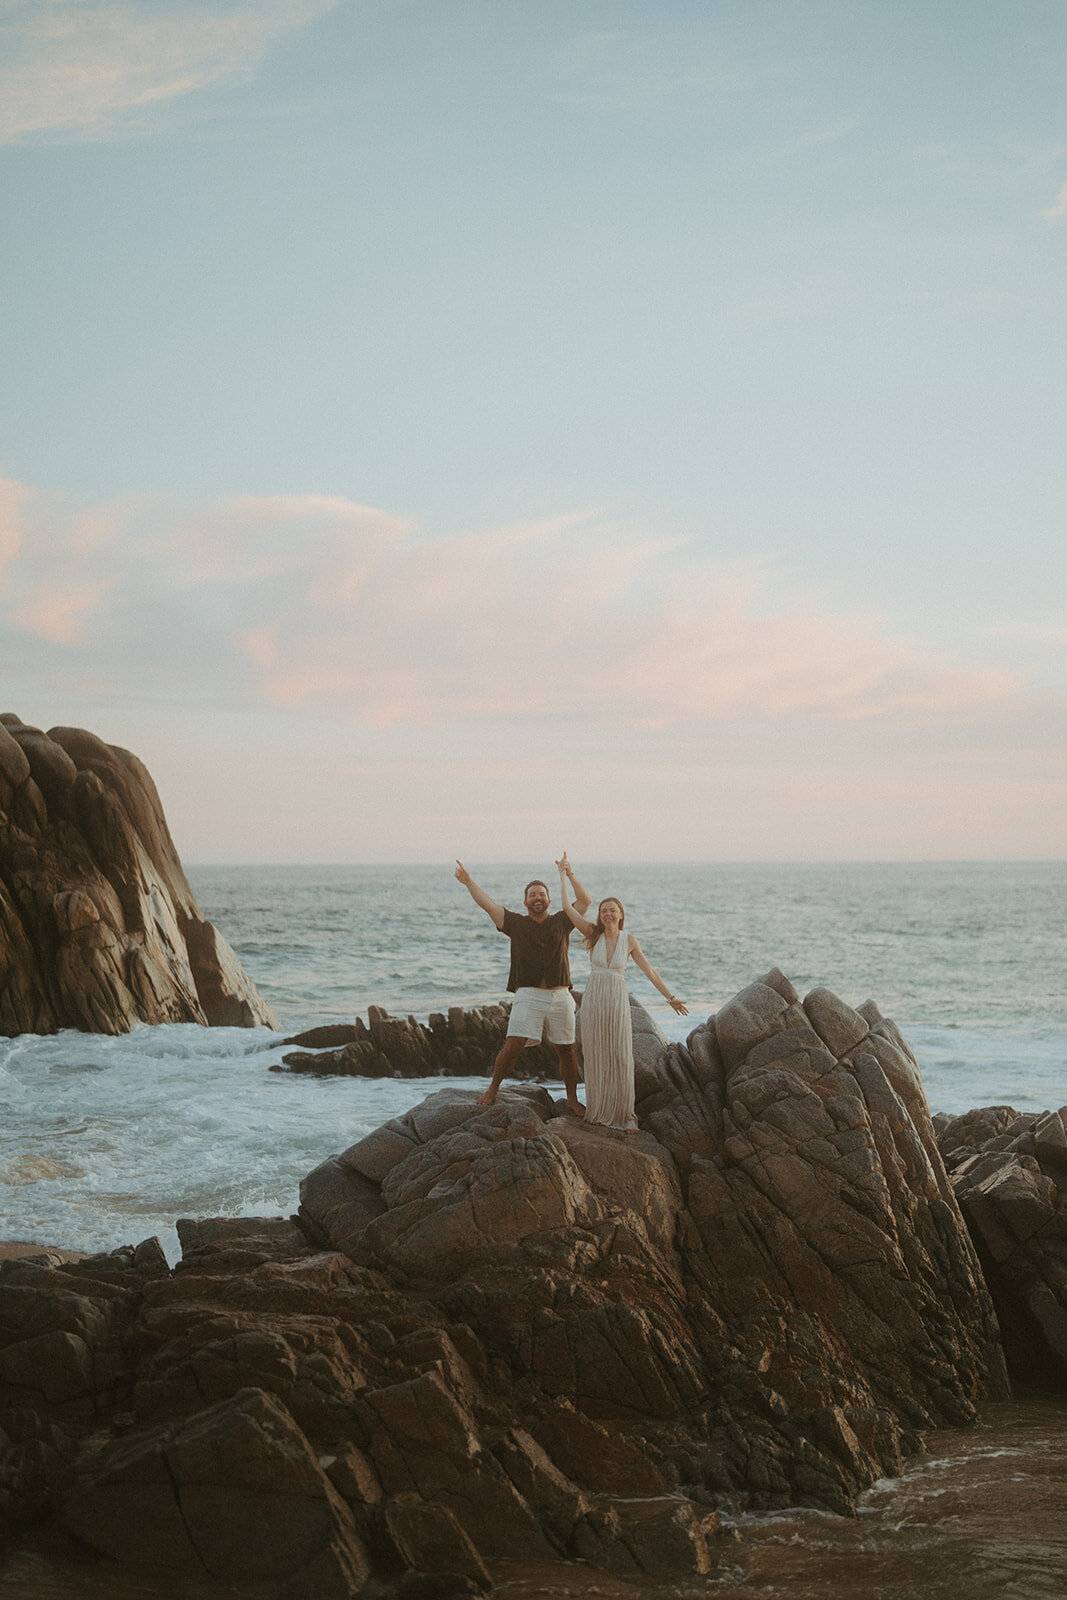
top-left (185, 857), bottom-right (1067, 869)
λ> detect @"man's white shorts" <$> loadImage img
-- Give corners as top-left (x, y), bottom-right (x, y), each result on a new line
top-left (507, 986), bottom-right (576, 1046)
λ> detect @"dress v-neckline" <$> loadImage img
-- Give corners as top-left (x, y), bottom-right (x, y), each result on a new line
top-left (602, 933), bottom-right (621, 966)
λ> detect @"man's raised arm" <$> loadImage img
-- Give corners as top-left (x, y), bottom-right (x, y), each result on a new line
top-left (454, 861), bottom-right (506, 930)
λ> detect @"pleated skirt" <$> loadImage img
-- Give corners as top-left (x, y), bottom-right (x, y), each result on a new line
top-left (581, 969), bottom-right (637, 1130)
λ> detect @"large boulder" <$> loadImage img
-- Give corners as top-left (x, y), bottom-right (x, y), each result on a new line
top-left (60, 1387), bottom-right (370, 1595)
top-left (0, 715), bottom-right (277, 1033)
top-left (936, 1105), bottom-right (1067, 1388)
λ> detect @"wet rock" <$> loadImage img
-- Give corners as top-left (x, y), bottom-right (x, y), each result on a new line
top-left (0, 715), bottom-right (277, 1035)
top-left (175, 1216), bottom-right (316, 1269)
top-left (615, 1495), bottom-right (720, 1576)
top-left (285, 1023), bottom-right (363, 1049)
top-left (937, 1105), bottom-right (1067, 1388)
top-left (60, 1386), bottom-right (370, 1595)
top-left (325, 1441), bottom-right (382, 1505)
top-left (356, 1371), bottom-right (554, 1559)
top-left (528, 1400), bottom-right (666, 1496)
top-left (376, 1495), bottom-right (491, 1589)
top-left (276, 1003), bottom-right (561, 1080)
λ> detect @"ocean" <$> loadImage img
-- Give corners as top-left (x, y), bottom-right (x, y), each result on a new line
top-left (1, 861), bottom-right (1063, 1264)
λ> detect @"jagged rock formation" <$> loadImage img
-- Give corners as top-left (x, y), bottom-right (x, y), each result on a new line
top-left (278, 1002), bottom-right (561, 1079)
top-left (0, 715), bottom-right (277, 1034)
top-left (936, 1105), bottom-right (1067, 1389)
top-left (0, 974), bottom-right (1012, 1595)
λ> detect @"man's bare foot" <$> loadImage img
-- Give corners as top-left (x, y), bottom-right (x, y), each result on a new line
top-left (567, 1099), bottom-right (585, 1118)
top-left (476, 1088), bottom-right (498, 1106)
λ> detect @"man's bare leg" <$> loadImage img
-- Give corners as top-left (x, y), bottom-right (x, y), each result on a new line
top-left (555, 1043), bottom-right (584, 1117)
top-left (478, 1036), bottom-right (530, 1106)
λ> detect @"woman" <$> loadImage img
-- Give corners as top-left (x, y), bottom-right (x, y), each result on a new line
top-left (556, 854), bottom-right (688, 1132)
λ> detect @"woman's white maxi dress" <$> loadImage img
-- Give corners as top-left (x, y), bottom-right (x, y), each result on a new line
top-left (581, 931), bottom-right (637, 1130)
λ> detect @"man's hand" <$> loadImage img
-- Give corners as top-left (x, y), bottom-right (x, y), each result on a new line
top-left (555, 852), bottom-right (570, 874)
top-left (454, 862), bottom-right (506, 928)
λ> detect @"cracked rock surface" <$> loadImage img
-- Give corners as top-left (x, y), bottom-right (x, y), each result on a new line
top-left (0, 715), bottom-right (277, 1034)
top-left (1, 973), bottom-right (1013, 1594)
top-left (936, 1104), bottom-right (1067, 1388)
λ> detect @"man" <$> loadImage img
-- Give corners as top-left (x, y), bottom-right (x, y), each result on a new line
top-left (454, 858), bottom-right (592, 1112)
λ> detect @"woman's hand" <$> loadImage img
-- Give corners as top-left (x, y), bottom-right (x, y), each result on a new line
top-left (669, 997), bottom-right (689, 1016)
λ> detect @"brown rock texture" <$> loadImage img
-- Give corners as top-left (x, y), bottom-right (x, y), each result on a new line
top-left (299, 972), bottom-right (1007, 1512)
top-left (0, 715), bottom-right (277, 1034)
top-left (0, 974), bottom-right (1014, 1595)
top-left (278, 1001), bottom-right (561, 1080)
top-left (936, 1105), bottom-right (1067, 1389)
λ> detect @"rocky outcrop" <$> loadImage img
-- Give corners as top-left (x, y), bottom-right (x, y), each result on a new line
top-left (936, 1105), bottom-right (1067, 1389)
top-left (300, 974), bottom-right (1007, 1507)
top-left (0, 715), bottom-right (277, 1034)
top-left (278, 1002), bottom-right (561, 1080)
top-left (0, 974), bottom-right (1012, 1595)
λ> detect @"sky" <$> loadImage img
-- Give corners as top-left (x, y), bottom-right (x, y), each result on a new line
top-left (0, 0), bottom-right (1064, 863)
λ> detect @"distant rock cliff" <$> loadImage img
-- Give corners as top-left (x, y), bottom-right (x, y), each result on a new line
top-left (0, 715), bottom-right (277, 1035)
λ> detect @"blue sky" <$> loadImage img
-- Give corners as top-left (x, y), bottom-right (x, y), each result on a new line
top-left (1, 1), bottom-right (1064, 861)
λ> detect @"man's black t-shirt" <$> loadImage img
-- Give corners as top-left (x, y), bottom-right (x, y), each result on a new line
top-left (499, 908), bottom-right (573, 992)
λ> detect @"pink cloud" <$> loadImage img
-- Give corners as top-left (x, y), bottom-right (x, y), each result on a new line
top-left (0, 476), bottom-right (28, 571)
top-left (0, 478), bottom-right (1030, 733)
top-left (0, 0), bottom-right (339, 143)
top-left (10, 580), bottom-right (113, 646)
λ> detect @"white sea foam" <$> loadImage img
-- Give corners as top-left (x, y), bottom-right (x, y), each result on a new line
top-left (0, 1022), bottom-right (488, 1262)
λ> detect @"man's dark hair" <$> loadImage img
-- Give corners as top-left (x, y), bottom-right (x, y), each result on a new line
top-left (524, 880), bottom-right (550, 898)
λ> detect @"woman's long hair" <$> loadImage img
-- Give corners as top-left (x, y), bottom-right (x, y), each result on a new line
top-left (583, 897), bottom-right (626, 952)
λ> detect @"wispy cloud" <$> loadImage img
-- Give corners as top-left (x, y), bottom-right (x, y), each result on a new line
top-left (0, 477), bottom-right (30, 568)
top-left (1043, 180), bottom-right (1067, 218)
top-left (0, 0), bottom-right (337, 143)
top-left (0, 477), bottom-right (1027, 734)
top-left (10, 579), bottom-right (114, 646)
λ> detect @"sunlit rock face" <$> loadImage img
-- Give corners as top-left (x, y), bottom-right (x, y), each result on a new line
top-left (0, 715), bottom-right (277, 1035)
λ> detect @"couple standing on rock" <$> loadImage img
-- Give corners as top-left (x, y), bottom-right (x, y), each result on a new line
top-left (454, 856), bottom-right (688, 1131)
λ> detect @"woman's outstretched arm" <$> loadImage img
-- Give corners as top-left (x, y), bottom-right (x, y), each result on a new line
top-left (561, 855), bottom-right (592, 916)
top-left (556, 854), bottom-right (596, 937)
top-left (628, 937), bottom-right (689, 1014)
